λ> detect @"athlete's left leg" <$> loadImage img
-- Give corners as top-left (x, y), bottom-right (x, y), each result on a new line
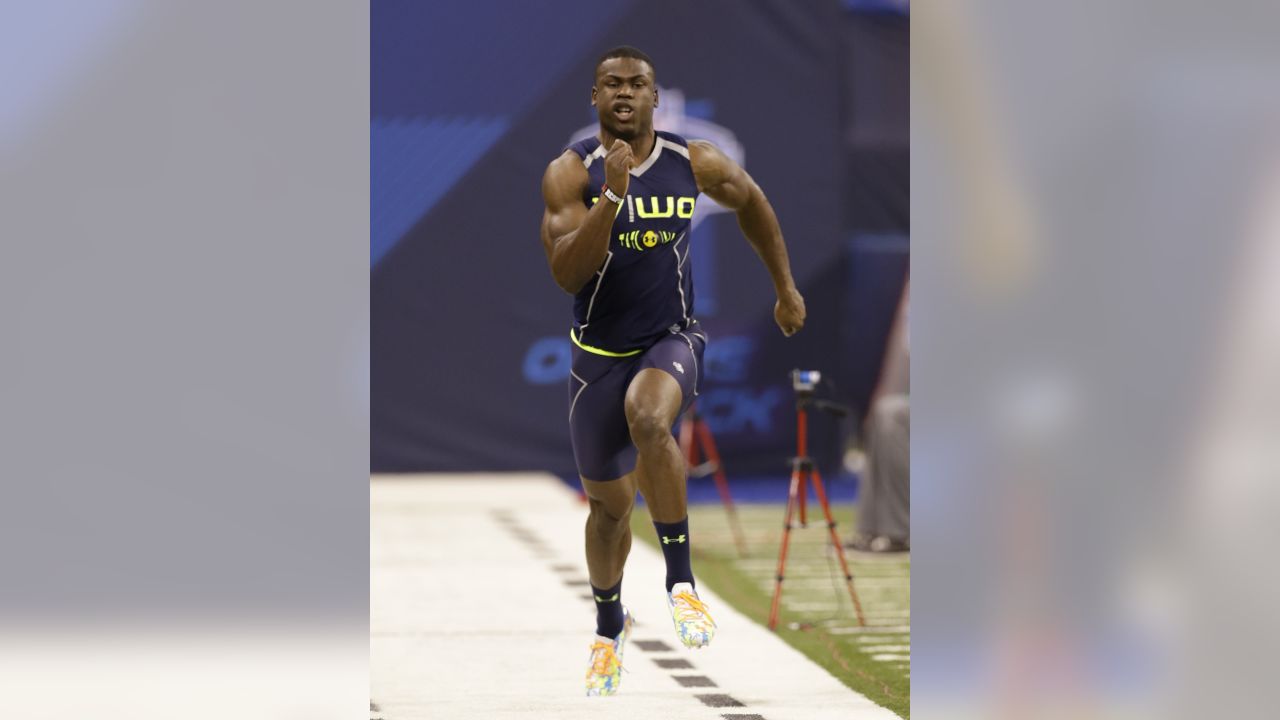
top-left (624, 369), bottom-right (687, 526)
top-left (625, 360), bottom-right (717, 648)
top-left (626, 330), bottom-right (705, 584)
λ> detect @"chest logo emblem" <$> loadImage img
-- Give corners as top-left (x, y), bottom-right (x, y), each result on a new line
top-left (617, 229), bottom-right (682, 252)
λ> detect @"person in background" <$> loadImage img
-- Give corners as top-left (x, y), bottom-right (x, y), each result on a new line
top-left (849, 285), bottom-right (909, 553)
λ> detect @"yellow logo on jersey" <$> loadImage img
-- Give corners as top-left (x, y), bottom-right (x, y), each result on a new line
top-left (636, 196), bottom-right (696, 219)
top-left (618, 229), bottom-right (680, 251)
top-left (591, 195), bottom-right (696, 219)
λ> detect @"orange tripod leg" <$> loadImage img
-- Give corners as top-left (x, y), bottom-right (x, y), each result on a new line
top-left (796, 409), bottom-right (809, 528)
top-left (768, 465), bottom-right (803, 630)
top-left (696, 418), bottom-right (747, 557)
top-left (797, 473), bottom-right (808, 527)
top-left (810, 468), bottom-right (867, 626)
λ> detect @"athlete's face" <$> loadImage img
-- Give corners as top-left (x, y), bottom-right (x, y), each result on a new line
top-left (592, 57), bottom-right (657, 141)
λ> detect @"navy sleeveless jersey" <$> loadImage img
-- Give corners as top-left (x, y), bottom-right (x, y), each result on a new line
top-left (564, 130), bottom-right (700, 355)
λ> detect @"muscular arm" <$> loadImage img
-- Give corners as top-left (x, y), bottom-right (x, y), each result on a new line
top-left (540, 151), bottom-right (619, 294)
top-left (689, 140), bottom-right (806, 335)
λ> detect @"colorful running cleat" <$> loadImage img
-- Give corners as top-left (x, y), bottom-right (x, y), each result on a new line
top-left (667, 582), bottom-right (716, 648)
top-left (584, 607), bottom-right (635, 696)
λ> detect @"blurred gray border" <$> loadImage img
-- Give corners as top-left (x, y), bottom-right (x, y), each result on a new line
top-left (913, 1), bottom-right (1280, 717)
top-left (0, 2), bottom-right (368, 620)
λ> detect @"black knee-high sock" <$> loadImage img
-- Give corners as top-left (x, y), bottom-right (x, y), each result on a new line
top-left (653, 517), bottom-right (693, 592)
top-left (591, 578), bottom-right (625, 638)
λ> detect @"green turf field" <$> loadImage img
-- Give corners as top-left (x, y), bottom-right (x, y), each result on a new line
top-left (633, 502), bottom-right (911, 719)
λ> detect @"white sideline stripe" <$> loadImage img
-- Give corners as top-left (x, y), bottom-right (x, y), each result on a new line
top-left (870, 654), bottom-right (910, 663)
top-left (579, 250), bottom-right (613, 332)
top-left (672, 232), bottom-right (690, 326)
top-left (778, 604), bottom-right (911, 617)
top-left (568, 370), bottom-right (589, 422)
top-left (747, 573), bottom-right (911, 586)
top-left (742, 565), bottom-right (910, 577)
top-left (742, 564), bottom-right (911, 575)
top-left (784, 602), bottom-right (910, 614)
top-left (826, 625), bottom-right (912, 635)
top-left (740, 555), bottom-right (910, 565)
top-left (372, 473), bottom-right (902, 720)
top-left (675, 330), bottom-right (698, 396)
top-left (757, 574), bottom-right (909, 585)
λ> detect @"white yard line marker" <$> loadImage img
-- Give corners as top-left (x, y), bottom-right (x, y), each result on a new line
top-left (851, 635), bottom-right (911, 643)
top-left (826, 625), bottom-right (912, 635)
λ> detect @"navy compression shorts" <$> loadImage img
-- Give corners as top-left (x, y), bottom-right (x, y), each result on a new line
top-left (567, 322), bottom-right (706, 481)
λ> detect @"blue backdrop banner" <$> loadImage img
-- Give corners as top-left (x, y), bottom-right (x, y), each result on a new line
top-left (371, 0), bottom-right (907, 477)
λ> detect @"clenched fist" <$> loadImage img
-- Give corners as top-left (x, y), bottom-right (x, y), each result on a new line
top-left (775, 287), bottom-right (806, 337)
top-left (604, 139), bottom-right (634, 196)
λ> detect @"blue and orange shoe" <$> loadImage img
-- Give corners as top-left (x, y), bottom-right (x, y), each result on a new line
top-left (584, 607), bottom-right (636, 696)
top-left (667, 582), bottom-right (716, 648)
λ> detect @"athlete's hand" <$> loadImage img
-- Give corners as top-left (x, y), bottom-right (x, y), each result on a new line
top-left (604, 139), bottom-right (633, 197)
top-left (775, 287), bottom-right (806, 337)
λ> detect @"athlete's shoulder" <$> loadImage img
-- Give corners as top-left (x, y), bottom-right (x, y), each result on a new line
top-left (564, 135), bottom-right (602, 162)
top-left (685, 138), bottom-right (725, 161)
top-left (543, 149), bottom-right (589, 203)
top-left (654, 132), bottom-right (693, 169)
top-left (655, 130), bottom-right (690, 149)
top-left (685, 139), bottom-right (736, 186)
top-left (691, 139), bottom-right (732, 174)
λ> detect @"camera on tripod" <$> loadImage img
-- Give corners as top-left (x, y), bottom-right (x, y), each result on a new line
top-left (770, 368), bottom-right (867, 629)
top-left (789, 369), bottom-right (848, 416)
top-left (791, 369), bottom-right (821, 393)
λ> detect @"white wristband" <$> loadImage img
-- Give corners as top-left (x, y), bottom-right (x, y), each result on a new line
top-left (602, 184), bottom-right (624, 205)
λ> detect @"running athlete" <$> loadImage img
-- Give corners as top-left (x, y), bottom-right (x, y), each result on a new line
top-left (539, 47), bottom-right (806, 696)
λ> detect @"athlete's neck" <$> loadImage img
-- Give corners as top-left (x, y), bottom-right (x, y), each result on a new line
top-left (598, 128), bottom-right (657, 165)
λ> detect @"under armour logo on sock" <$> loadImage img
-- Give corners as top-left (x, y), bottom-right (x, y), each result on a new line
top-left (662, 534), bottom-right (687, 544)
top-left (672, 361), bottom-right (684, 374)
top-left (594, 593), bottom-right (619, 602)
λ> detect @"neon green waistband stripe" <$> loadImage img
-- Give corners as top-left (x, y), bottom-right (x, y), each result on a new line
top-left (569, 329), bottom-right (643, 358)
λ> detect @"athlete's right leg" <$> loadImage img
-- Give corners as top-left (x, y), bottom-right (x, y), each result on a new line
top-left (581, 472), bottom-right (637, 591)
top-left (568, 347), bottom-right (643, 694)
top-left (581, 472), bottom-right (637, 696)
